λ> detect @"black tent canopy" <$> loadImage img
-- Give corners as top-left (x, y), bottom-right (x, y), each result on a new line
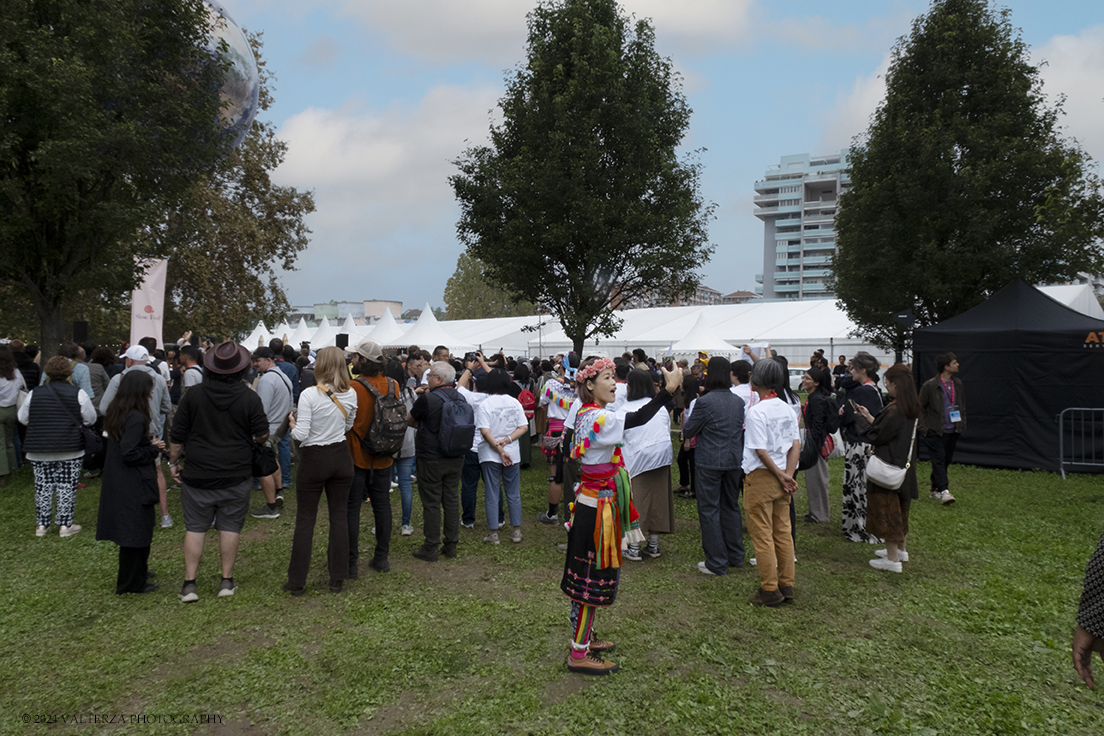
top-left (913, 280), bottom-right (1104, 473)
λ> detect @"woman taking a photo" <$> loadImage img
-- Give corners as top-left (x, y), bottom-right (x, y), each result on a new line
top-left (18, 355), bottom-right (97, 537)
top-left (800, 366), bottom-right (835, 524)
top-left (96, 371), bottom-right (163, 594)
top-left (283, 346), bottom-right (357, 595)
top-left (838, 352), bottom-right (883, 544)
top-left (854, 363), bottom-right (921, 572)
top-left (620, 369), bottom-right (675, 561)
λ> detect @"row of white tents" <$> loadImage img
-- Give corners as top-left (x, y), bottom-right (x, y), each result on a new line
top-left (240, 284), bottom-right (1104, 369)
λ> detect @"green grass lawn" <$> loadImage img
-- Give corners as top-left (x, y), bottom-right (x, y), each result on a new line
top-left (1, 448), bottom-right (1101, 736)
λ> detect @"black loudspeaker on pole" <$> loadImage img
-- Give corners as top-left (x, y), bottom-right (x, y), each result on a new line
top-left (72, 321), bottom-right (89, 343)
top-left (335, 333), bottom-right (349, 350)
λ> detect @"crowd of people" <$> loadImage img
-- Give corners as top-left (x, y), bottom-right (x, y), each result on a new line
top-left (3, 333), bottom-right (1100, 685)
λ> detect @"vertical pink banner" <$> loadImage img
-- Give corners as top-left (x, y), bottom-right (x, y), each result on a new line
top-left (130, 258), bottom-right (169, 347)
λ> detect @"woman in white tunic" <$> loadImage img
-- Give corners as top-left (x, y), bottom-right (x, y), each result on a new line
top-left (620, 370), bottom-right (674, 561)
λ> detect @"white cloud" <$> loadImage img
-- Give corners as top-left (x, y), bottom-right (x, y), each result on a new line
top-left (329, 0), bottom-right (756, 64)
top-left (816, 54), bottom-right (891, 152)
top-left (272, 84), bottom-right (502, 303)
top-left (1033, 25), bottom-right (1104, 165)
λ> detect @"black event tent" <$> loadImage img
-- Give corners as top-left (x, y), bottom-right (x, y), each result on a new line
top-left (913, 279), bottom-right (1104, 473)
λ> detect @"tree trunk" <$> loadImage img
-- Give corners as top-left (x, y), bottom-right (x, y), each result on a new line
top-left (572, 334), bottom-right (584, 357)
top-left (34, 296), bottom-right (65, 363)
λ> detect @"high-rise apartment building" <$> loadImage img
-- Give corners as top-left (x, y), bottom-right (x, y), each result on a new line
top-left (753, 151), bottom-right (850, 300)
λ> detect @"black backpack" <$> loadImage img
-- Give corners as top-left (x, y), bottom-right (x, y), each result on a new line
top-left (354, 377), bottom-right (408, 456)
top-left (436, 389), bottom-right (475, 458)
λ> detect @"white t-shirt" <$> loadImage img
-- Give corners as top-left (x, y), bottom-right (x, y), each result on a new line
top-left (730, 382), bottom-right (753, 409)
top-left (290, 385), bottom-right (357, 447)
top-left (564, 397), bottom-right (582, 430)
top-left (182, 365), bottom-right (203, 390)
top-left (475, 394), bottom-right (527, 464)
top-left (457, 385), bottom-right (488, 453)
top-left (621, 397), bottom-right (673, 477)
top-left (742, 396), bottom-right (801, 475)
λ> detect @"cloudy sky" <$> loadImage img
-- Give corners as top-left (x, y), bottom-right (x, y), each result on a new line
top-left (224, 0), bottom-right (1104, 313)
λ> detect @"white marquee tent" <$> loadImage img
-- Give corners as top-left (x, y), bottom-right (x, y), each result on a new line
top-left (366, 308), bottom-right (407, 347)
top-left (669, 311), bottom-right (739, 358)
top-left (287, 318), bottom-right (315, 348)
top-left (385, 303), bottom-right (476, 352)
top-left (1037, 284), bottom-right (1104, 320)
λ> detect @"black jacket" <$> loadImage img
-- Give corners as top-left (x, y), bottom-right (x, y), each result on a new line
top-left (170, 379), bottom-right (267, 483)
top-left (96, 410), bottom-right (160, 547)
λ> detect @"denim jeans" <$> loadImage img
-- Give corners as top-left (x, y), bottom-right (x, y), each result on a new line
top-left (278, 434), bottom-right (292, 488)
top-left (480, 461), bottom-right (518, 529)
top-left (394, 454), bottom-right (416, 526)
top-left (460, 450), bottom-right (482, 525)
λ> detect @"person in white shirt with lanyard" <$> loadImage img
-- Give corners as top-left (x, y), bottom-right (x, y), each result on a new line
top-left (742, 358), bottom-right (801, 607)
top-left (282, 347), bottom-right (357, 596)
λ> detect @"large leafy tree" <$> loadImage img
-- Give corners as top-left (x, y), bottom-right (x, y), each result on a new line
top-left (0, 0), bottom-right (229, 358)
top-left (443, 253), bottom-right (536, 319)
top-left (451, 0), bottom-right (714, 354)
top-left (833, 0), bottom-right (1104, 349)
top-left (161, 32), bottom-right (314, 342)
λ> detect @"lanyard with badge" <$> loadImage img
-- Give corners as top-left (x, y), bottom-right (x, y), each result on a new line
top-left (942, 378), bottom-right (961, 423)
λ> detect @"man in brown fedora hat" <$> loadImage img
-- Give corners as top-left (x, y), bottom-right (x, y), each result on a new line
top-left (169, 341), bottom-right (268, 603)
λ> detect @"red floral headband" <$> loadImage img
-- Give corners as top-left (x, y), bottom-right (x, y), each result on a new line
top-left (576, 357), bottom-right (615, 383)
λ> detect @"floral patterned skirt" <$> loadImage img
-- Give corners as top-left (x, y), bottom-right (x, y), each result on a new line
top-left (842, 441), bottom-right (881, 544)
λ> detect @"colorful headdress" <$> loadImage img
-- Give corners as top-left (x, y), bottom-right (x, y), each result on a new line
top-left (576, 357), bottom-right (616, 384)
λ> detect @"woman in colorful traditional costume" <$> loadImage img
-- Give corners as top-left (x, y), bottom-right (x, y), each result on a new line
top-left (561, 357), bottom-right (679, 675)
top-left (537, 353), bottom-right (578, 526)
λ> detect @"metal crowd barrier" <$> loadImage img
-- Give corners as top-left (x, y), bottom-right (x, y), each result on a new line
top-left (1058, 407), bottom-right (1104, 480)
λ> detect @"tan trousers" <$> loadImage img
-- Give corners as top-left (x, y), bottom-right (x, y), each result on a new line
top-left (744, 468), bottom-right (796, 592)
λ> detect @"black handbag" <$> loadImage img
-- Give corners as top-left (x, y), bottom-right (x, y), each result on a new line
top-left (797, 428), bottom-right (820, 471)
top-left (251, 441), bottom-right (278, 477)
top-left (44, 383), bottom-right (103, 456)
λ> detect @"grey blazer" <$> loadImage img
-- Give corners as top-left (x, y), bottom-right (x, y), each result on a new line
top-left (681, 389), bottom-right (745, 470)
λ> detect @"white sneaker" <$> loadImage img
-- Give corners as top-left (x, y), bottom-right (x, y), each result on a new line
top-left (940, 490), bottom-right (956, 505)
top-left (59, 524), bottom-right (82, 538)
top-left (400, 524), bottom-right (414, 536)
top-left (875, 549), bottom-right (909, 562)
top-left (930, 490), bottom-right (941, 500)
top-left (511, 528), bottom-right (523, 544)
top-left (390, 481), bottom-right (399, 490)
top-left (161, 514), bottom-right (174, 528)
top-left (697, 561), bottom-right (716, 575)
top-left (483, 531), bottom-right (500, 545)
top-left (750, 558), bottom-right (756, 566)
top-left (869, 557), bottom-right (902, 573)
top-left (35, 525), bottom-right (48, 537)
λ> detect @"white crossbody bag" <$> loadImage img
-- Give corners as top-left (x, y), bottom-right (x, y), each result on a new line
top-left (866, 420), bottom-right (917, 490)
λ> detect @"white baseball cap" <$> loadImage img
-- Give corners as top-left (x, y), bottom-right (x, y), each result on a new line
top-left (123, 345), bottom-right (150, 362)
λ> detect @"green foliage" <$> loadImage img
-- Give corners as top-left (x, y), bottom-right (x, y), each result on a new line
top-left (160, 32), bottom-right (314, 342)
top-left (451, 0), bottom-right (715, 354)
top-left (1, 451), bottom-right (1102, 734)
top-left (0, 0), bottom-right (228, 357)
top-left (443, 253), bottom-right (537, 319)
top-left (833, 0), bottom-right (1104, 349)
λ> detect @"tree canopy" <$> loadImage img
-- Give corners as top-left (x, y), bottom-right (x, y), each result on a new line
top-left (160, 32), bottom-right (314, 342)
top-left (443, 253), bottom-right (536, 319)
top-left (450, 0), bottom-right (714, 354)
top-left (832, 0), bottom-right (1104, 348)
top-left (0, 0), bottom-right (229, 357)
